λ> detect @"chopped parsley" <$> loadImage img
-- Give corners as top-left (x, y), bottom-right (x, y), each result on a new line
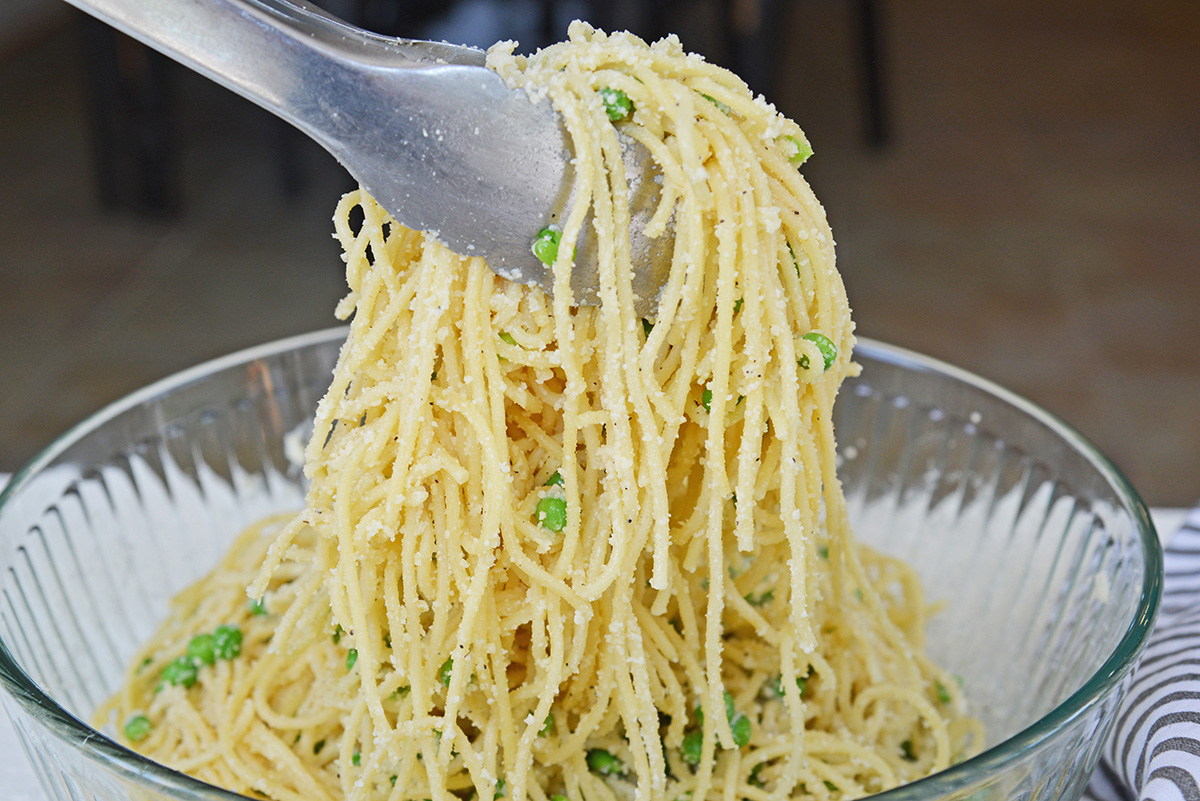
top-left (700, 93), bottom-right (732, 115)
top-left (780, 133), bottom-right (813, 166)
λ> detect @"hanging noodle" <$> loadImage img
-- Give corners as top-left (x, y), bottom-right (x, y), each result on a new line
top-left (98, 22), bottom-right (983, 801)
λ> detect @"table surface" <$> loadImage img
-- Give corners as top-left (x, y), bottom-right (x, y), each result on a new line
top-left (0, 507), bottom-right (1189, 800)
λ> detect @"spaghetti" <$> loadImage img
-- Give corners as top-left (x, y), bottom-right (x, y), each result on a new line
top-left (99, 22), bottom-right (982, 801)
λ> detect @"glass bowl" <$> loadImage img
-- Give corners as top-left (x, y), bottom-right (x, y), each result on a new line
top-left (0, 330), bottom-right (1162, 801)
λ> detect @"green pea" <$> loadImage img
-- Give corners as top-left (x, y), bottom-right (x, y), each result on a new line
top-left (771, 666), bottom-right (812, 699)
top-left (352, 750), bottom-right (361, 766)
top-left (801, 332), bottom-right (838, 371)
top-left (186, 633), bottom-right (216, 666)
top-left (532, 226), bottom-right (562, 265)
top-left (586, 748), bottom-right (626, 777)
top-left (124, 714), bottom-right (152, 742)
top-left (159, 655), bottom-right (198, 689)
top-left (536, 496), bottom-right (568, 532)
top-left (599, 87), bottom-right (633, 121)
top-left (545, 471), bottom-right (565, 487)
top-left (213, 624), bottom-right (243, 660)
top-left (690, 690), bottom-right (742, 748)
top-left (680, 729), bottom-right (703, 765)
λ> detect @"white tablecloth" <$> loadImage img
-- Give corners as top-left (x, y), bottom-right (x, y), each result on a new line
top-left (0, 506), bottom-right (1188, 800)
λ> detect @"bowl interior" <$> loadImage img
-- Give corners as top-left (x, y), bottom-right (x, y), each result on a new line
top-left (0, 330), bottom-right (1160, 801)
top-left (834, 347), bottom-right (1155, 748)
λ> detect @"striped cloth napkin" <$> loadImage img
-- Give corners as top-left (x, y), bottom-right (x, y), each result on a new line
top-left (1086, 505), bottom-right (1200, 801)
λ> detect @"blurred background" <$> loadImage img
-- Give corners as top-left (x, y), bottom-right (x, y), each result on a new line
top-left (0, 0), bottom-right (1196, 507)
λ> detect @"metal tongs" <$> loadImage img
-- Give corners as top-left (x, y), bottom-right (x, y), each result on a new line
top-left (66, 0), bottom-right (670, 310)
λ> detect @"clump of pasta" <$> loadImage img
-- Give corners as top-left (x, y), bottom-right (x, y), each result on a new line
top-left (98, 21), bottom-right (982, 801)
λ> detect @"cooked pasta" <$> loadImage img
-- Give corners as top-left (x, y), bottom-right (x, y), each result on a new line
top-left (98, 22), bottom-right (982, 801)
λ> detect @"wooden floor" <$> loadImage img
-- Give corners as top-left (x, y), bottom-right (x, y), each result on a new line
top-left (0, 1), bottom-right (1196, 506)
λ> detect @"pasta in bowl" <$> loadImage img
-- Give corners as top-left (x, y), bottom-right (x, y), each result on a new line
top-left (0, 330), bottom-right (1158, 801)
top-left (0, 22), bottom-right (1159, 801)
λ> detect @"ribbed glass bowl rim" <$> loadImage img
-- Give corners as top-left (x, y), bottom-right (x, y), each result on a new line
top-left (0, 329), bottom-right (1163, 801)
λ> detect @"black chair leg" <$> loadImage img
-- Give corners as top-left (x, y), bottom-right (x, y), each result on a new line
top-left (721, 0), bottom-right (889, 147)
top-left (725, 0), bottom-right (784, 98)
top-left (76, 13), bottom-right (179, 216)
top-left (854, 0), bottom-right (888, 147)
top-left (275, 116), bottom-right (307, 198)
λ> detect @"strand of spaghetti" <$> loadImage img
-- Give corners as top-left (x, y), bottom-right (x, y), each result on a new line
top-left (700, 133), bottom-right (739, 748)
top-left (559, 79), bottom-right (643, 604)
top-left (579, 98), bottom-right (676, 593)
top-left (544, 84), bottom-right (592, 603)
top-left (436, 259), bottom-right (506, 760)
